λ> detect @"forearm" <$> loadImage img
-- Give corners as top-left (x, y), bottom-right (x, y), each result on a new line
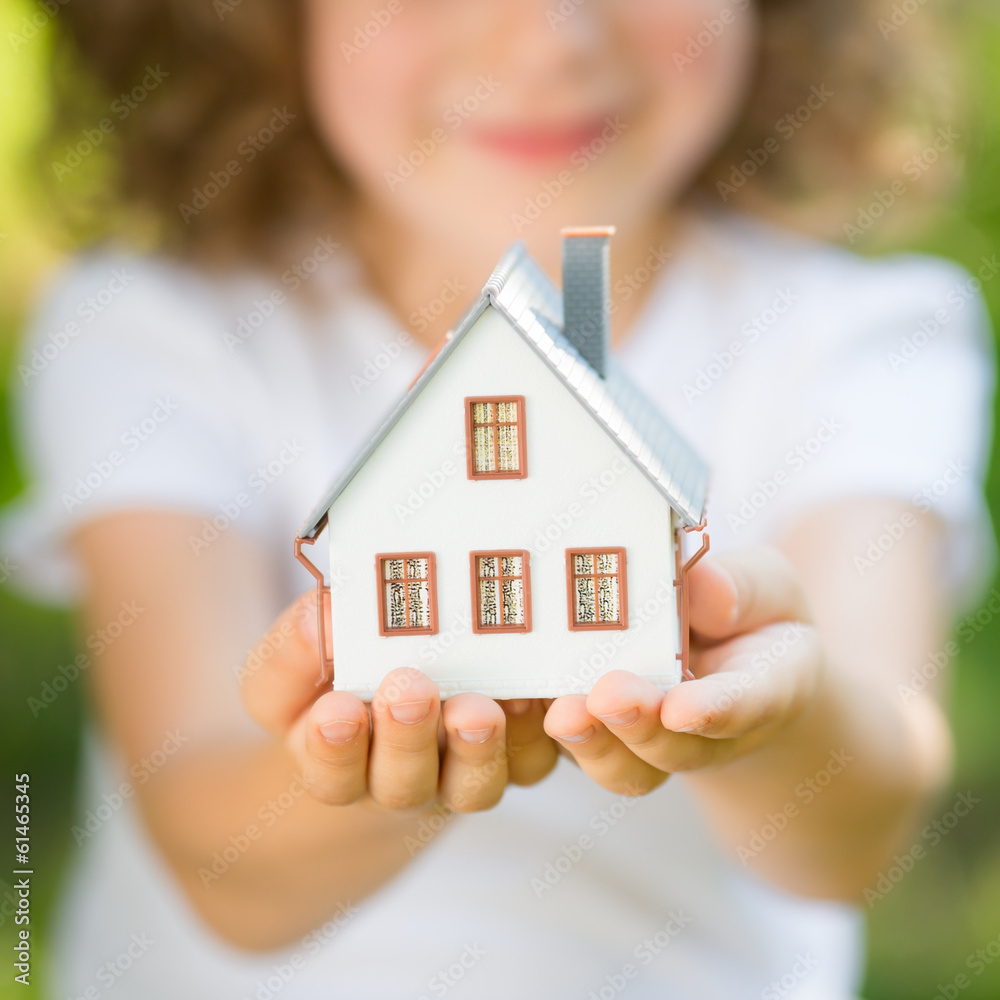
top-left (140, 738), bottom-right (445, 949)
top-left (685, 662), bottom-right (952, 900)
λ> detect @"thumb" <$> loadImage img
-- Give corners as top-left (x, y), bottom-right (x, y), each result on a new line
top-left (241, 590), bottom-right (330, 737)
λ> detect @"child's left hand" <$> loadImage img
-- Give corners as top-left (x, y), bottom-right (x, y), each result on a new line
top-left (543, 547), bottom-right (822, 794)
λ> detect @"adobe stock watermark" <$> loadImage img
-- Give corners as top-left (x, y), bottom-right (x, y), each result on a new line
top-left (350, 329), bottom-right (414, 395)
top-left (234, 569), bottom-right (348, 683)
top-left (585, 911), bottom-right (693, 1000)
top-left (682, 288), bottom-right (798, 401)
top-left (213, 0), bottom-right (243, 20)
top-left (188, 439), bottom-right (306, 554)
top-left (672, 0), bottom-right (750, 73)
top-left (61, 397), bottom-right (180, 513)
top-left (531, 783), bottom-right (646, 897)
top-left (878, 0), bottom-right (932, 39)
top-left (339, 0), bottom-right (408, 62)
top-left (863, 790), bottom-right (980, 907)
top-left (416, 943), bottom-right (487, 1000)
top-left (27, 600), bottom-right (144, 717)
top-left (529, 455), bottom-right (633, 558)
top-left (844, 126), bottom-right (960, 244)
top-left (404, 743), bottom-right (532, 857)
top-left (898, 587), bottom-right (1000, 704)
top-left (726, 417), bottom-right (844, 532)
top-left (933, 928), bottom-right (1000, 1000)
top-left (384, 76), bottom-right (501, 191)
top-left (71, 729), bottom-right (188, 845)
top-left (0, 555), bottom-right (18, 586)
top-left (237, 901), bottom-right (360, 1000)
top-left (716, 85), bottom-right (833, 202)
top-left (853, 460), bottom-right (968, 576)
top-left (736, 748), bottom-right (853, 864)
top-left (707, 622), bottom-right (812, 724)
top-left (409, 277), bottom-right (467, 335)
top-left (8, 0), bottom-right (70, 53)
top-left (761, 953), bottom-right (819, 1000)
top-left (69, 933), bottom-right (155, 997)
top-left (233, 619), bottom-right (294, 683)
top-left (887, 255), bottom-right (1000, 372)
top-left (558, 243), bottom-right (672, 346)
top-left (545, 0), bottom-right (590, 28)
top-left (613, 244), bottom-right (673, 303)
top-left (198, 774), bottom-right (311, 887)
top-left (224, 235), bottom-right (340, 351)
top-left (18, 268), bottom-right (135, 384)
top-left (51, 65), bottom-right (169, 180)
top-left (511, 115), bottom-right (630, 233)
top-left (560, 579), bottom-right (677, 694)
top-left (393, 438), bottom-right (465, 523)
top-left (179, 106), bottom-right (297, 223)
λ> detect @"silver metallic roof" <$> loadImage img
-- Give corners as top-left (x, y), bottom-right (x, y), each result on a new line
top-left (299, 243), bottom-right (709, 539)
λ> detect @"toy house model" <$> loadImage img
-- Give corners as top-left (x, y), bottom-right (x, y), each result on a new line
top-left (295, 228), bottom-right (709, 700)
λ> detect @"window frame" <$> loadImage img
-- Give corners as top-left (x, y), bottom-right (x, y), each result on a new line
top-left (464, 395), bottom-right (528, 481)
top-left (469, 550), bottom-right (532, 635)
top-left (375, 552), bottom-right (439, 637)
top-left (564, 547), bottom-right (628, 631)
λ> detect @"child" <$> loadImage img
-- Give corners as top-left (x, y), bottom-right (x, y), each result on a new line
top-left (4, 1), bottom-right (994, 997)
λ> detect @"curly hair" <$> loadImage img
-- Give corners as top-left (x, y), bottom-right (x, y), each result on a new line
top-left (42, 0), bottom-right (959, 269)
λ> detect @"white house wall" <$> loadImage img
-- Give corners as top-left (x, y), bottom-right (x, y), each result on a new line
top-left (326, 306), bottom-right (681, 699)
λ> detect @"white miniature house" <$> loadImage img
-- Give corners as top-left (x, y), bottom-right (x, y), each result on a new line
top-left (295, 228), bottom-right (709, 700)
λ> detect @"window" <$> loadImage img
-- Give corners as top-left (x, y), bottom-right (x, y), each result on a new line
top-left (470, 551), bottom-right (531, 633)
top-left (465, 396), bottom-right (527, 480)
top-left (565, 548), bottom-right (628, 630)
top-left (376, 553), bottom-right (438, 636)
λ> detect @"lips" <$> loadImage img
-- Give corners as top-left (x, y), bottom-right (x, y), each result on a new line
top-left (464, 117), bottom-right (619, 163)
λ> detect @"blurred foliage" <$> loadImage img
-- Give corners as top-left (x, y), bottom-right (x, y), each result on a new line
top-left (0, 0), bottom-right (999, 997)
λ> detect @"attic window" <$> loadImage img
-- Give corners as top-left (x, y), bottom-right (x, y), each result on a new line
top-left (465, 396), bottom-right (527, 480)
top-left (566, 548), bottom-right (628, 631)
top-left (376, 553), bottom-right (438, 636)
top-left (471, 551), bottom-right (531, 633)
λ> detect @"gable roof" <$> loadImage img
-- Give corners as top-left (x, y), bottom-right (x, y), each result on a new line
top-left (299, 243), bottom-right (709, 540)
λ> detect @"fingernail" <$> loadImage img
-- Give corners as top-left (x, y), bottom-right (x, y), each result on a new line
top-left (457, 726), bottom-right (494, 744)
top-left (388, 700), bottom-right (432, 724)
top-left (596, 708), bottom-right (640, 727)
top-left (671, 716), bottom-right (709, 734)
top-left (505, 699), bottom-right (532, 716)
top-left (319, 719), bottom-right (360, 745)
top-left (557, 726), bottom-right (596, 744)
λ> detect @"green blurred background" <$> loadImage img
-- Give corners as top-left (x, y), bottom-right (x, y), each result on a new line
top-left (1, 1), bottom-right (999, 996)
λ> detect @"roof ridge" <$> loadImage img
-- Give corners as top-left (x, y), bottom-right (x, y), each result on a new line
top-left (298, 240), bottom-right (709, 540)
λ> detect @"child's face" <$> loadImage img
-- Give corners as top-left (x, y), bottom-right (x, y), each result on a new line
top-left (304, 0), bottom-right (757, 256)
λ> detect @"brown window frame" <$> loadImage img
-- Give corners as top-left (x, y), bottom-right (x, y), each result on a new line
top-left (465, 396), bottom-right (528, 480)
top-left (375, 552), bottom-right (439, 637)
top-left (565, 547), bottom-right (628, 631)
top-left (469, 550), bottom-right (532, 634)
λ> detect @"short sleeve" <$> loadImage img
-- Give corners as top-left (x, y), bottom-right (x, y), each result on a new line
top-left (1, 254), bottom-right (269, 601)
top-left (717, 251), bottom-right (996, 609)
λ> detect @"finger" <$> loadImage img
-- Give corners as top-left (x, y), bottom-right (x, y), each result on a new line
top-left (586, 670), bottom-right (729, 772)
top-left (241, 591), bottom-right (327, 738)
top-left (368, 668), bottom-right (441, 810)
top-left (291, 690), bottom-right (371, 805)
top-left (439, 695), bottom-right (508, 812)
top-left (689, 547), bottom-right (812, 642)
top-left (543, 696), bottom-right (666, 796)
top-left (662, 624), bottom-right (823, 740)
top-left (499, 700), bottom-right (559, 786)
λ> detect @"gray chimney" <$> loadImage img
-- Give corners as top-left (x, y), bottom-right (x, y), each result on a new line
top-left (561, 225), bottom-right (615, 378)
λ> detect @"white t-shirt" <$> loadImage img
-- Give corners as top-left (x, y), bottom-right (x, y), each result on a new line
top-left (3, 209), bottom-right (994, 1000)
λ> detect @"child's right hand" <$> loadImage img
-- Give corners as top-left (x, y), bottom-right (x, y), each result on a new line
top-left (241, 592), bottom-right (560, 813)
